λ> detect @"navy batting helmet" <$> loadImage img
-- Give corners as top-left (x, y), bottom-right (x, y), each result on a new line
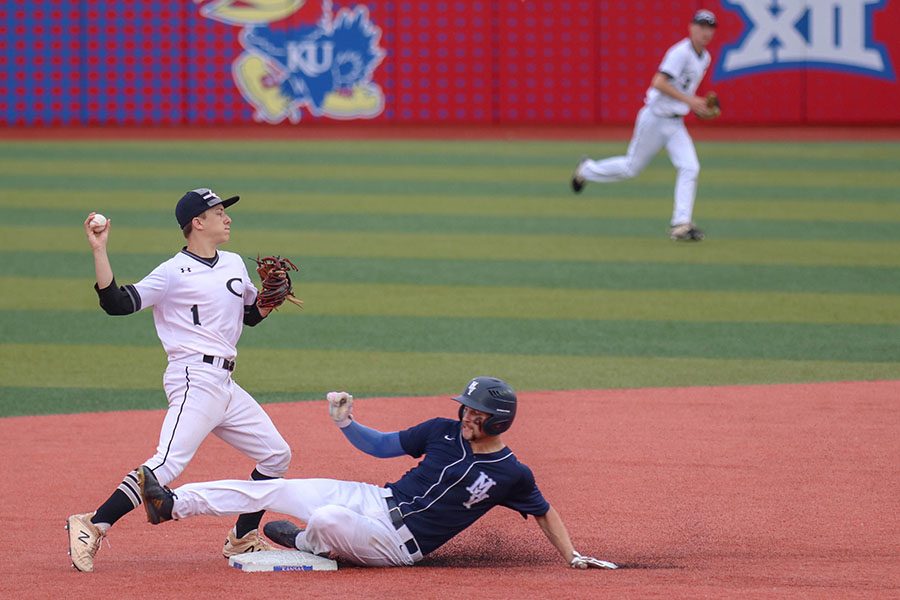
top-left (453, 376), bottom-right (517, 436)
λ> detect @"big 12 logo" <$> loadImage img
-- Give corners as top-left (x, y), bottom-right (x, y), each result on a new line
top-left (715, 0), bottom-right (894, 80)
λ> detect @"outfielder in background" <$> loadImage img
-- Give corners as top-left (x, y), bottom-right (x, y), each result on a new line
top-left (137, 377), bottom-right (617, 570)
top-left (572, 9), bottom-right (720, 241)
top-left (67, 189), bottom-right (297, 572)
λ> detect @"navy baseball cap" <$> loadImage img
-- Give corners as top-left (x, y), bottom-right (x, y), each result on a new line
top-left (176, 188), bottom-right (239, 228)
top-left (692, 9), bottom-right (717, 27)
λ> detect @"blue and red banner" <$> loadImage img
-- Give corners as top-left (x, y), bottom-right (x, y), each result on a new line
top-left (2, 0), bottom-right (898, 126)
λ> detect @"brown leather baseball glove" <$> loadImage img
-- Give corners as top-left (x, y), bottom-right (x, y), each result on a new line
top-left (704, 91), bottom-right (721, 119)
top-left (253, 255), bottom-right (303, 310)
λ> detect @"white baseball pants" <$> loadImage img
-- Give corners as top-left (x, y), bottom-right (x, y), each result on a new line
top-left (172, 478), bottom-right (418, 567)
top-left (144, 360), bottom-right (291, 487)
top-left (578, 106), bottom-right (701, 226)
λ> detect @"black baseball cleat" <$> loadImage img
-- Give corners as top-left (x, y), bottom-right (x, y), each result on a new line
top-left (263, 520), bottom-right (303, 549)
top-left (571, 156), bottom-right (588, 193)
top-left (137, 465), bottom-right (175, 524)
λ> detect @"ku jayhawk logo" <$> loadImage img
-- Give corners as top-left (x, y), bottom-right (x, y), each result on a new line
top-left (462, 471), bottom-right (497, 509)
top-left (196, 0), bottom-right (386, 123)
top-left (715, 0), bottom-right (894, 81)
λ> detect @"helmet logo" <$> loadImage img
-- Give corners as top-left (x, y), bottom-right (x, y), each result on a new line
top-left (467, 380), bottom-right (479, 395)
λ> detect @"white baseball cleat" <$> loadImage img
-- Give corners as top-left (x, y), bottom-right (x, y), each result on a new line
top-left (66, 512), bottom-right (105, 572)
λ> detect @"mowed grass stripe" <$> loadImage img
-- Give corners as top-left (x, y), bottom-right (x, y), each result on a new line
top-left (1, 139), bottom-right (608, 163)
top-left (0, 387), bottom-right (174, 417)
top-left (2, 279), bottom-right (898, 325)
top-left (4, 311), bottom-right (897, 362)
top-left (2, 157), bottom-right (898, 190)
top-left (5, 207), bottom-right (899, 241)
top-left (8, 252), bottom-right (900, 294)
top-left (3, 140), bottom-right (898, 170)
top-left (2, 173), bottom-right (894, 201)
top-left (1, 226), bottom-right (898, 267)
top-left (4, 190), bottom-right (899, 221)
top-left (2, 137), bottom-right (895, 153)
top-left (1, 344), bottom-right (898, 413)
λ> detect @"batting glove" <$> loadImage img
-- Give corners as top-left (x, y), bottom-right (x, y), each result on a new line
top-left (327, 391), bottom-right (353, 428)
top-left (571, 550), bottom-right (618, 570)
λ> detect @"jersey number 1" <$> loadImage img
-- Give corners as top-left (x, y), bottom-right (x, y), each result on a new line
top-left (190, 304), bottom-right (201, 326)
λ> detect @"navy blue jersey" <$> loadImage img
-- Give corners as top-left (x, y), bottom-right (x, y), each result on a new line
top-left (386, 417), bottom-right (549, 556)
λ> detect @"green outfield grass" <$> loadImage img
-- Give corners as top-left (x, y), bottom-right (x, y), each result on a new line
top-left (0, 138), bottom-right (898, 417)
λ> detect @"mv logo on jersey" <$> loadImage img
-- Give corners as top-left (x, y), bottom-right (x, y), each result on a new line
top-left (463, 471), bottom-right (497, 509)
top-left (715, 0), bottom-right (894, 80)
top-left (196, 0), bottom-right (385, 123)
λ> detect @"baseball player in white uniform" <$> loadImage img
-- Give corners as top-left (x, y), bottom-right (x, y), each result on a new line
top-left (572, 9), bottom-right (718, 241)
top-left (67, 188), bottom-right (292, 572)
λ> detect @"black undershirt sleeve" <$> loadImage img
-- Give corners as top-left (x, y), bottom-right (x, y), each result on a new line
top-left (94, 277), bottom-right (138, 315)
top-left (243, 303), bottom-right (266, 327)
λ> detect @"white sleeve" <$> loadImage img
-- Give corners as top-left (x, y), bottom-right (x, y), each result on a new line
top-left (242, 262), bottom-right (259, 306)
top-left (131, 263), bottom-right (169, 310)
top-left (658, 44), bottom-right (686, 80)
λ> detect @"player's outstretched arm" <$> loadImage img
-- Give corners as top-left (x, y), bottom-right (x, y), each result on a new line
top-left (84, 213), bottom-right (142, 316)
top-left (534, 505), bottom-right (617, 569)
top-left (84, 212), bottom-right (113, 289)
top-left (534, 506), bottom-right (576, 562)
top-left (327, 391), bottom-right (405, 458)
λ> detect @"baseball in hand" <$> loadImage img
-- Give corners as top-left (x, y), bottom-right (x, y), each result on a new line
top-left (90, 213), bottom-right (108, 232)
top-left (327, 391), bottom-right (351, 405)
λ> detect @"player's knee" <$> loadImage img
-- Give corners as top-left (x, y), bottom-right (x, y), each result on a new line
top-left (679, 162), bottom-right (700, 179)
top-left (622, 161), bottom-right (646, 179)
top-left (259, 443), bottom-right (291, 477)
top-left (307, 505), bottom-right (347, 536)
top-left (303, 506), bottom-right (350, 557)
top-left (145, 459), bottom-right (186, 487)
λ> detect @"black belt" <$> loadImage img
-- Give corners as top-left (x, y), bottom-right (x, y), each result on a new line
top-left (385, 495), bottom-right (421, 557)
top-left (202, 355), bottom-right (235, 371)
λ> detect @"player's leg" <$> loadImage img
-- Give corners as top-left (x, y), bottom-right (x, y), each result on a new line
top-left (97, 366), bottom-right (225, 520)
top-left (67, 364), bottom-right (225, 572)
top-left (170, 478), bottom-right (411, 567)
top-left (213, 379), bottom-right (292, 555)
top-left (577, 107), bottom-right (666, 184)
top-left (665, 124), bottom-right (703, 239)
top-left (298, 484), bottom-right (416, 566)
top-left (214, 380), bottom-right (291, 480)
top-left (303, 505), bottom-right (413, 566)
top-left (145, 364), bottom-right (230, 485)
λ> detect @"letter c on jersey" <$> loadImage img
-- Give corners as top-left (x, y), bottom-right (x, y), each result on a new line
top-left (226, 278), bottom-right (243, 298)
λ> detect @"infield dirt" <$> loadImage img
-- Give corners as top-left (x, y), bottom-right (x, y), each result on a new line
top-left (2, 381), bottom-right (897, 599)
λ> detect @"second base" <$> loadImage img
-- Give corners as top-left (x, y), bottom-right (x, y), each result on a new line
top-left (229, 550), bottom-right (338, 572)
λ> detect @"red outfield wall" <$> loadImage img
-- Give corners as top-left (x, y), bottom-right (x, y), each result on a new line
top-left (2, 0), bottom-right (898, 127)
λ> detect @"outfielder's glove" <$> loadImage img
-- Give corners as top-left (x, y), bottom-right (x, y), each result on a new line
top-left (327, 391), bottom-right (353, 428)
top-left (703, 91), bottom-right (721, 119)
top-left (252, 255), bottom-right (303, 310)
top-left (570, 551), bottom-right (618, 570)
